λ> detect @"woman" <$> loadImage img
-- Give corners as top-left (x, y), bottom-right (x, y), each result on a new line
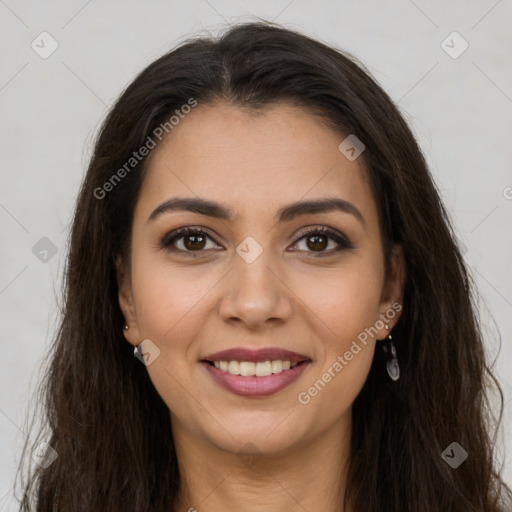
top-left (16, 21), bottom-right (511, 511)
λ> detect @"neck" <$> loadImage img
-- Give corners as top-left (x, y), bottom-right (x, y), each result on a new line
top-left (170, 411), bottom-right (352, 512)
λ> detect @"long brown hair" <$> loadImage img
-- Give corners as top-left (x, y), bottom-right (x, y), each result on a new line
top-left (15, 21), bottom-right (511, 511)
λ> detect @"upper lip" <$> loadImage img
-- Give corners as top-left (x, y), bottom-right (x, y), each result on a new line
top-left (201, 347), bottom-right (311, 363)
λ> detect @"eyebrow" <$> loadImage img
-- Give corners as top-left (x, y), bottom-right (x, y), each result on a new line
top-left (147, 196), bottom-right (366, 228)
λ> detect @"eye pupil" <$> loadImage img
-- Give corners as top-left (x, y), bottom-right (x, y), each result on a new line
top-left (307, 235), bottom-right (328, 251)
top-left (184, 234), bottom-right (206, 250)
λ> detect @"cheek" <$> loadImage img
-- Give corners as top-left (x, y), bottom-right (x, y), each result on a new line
top-left (129, 256), bottom-right (211, 415)
top-left (291, 260), bottom-right (382, 403)
top-left (294, 258), bottom-right (384, 343)
top-left (131, 252), bottom-right (217, 341)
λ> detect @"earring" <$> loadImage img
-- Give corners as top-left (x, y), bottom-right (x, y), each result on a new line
top-left (382, 324), bottom-right (400, 381)
top-left (124, 324), bottom-right (129, 331)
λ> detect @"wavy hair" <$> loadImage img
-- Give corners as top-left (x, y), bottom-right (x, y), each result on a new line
top-left (16, 21), bottom-right (511, 511)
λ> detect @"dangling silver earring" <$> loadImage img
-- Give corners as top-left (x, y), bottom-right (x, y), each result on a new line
top-left (382, 324), bottom-right (400, 381)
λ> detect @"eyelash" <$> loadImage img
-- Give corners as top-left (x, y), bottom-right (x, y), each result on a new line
top-left (160, 226), bottom-right (354, 257)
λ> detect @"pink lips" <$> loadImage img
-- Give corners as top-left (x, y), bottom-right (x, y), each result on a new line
top-left (200, 347), bottom-right (312, 397)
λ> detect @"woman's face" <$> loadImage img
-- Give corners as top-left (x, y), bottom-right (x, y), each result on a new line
top-left (118, 101), bottom-right (404, 455)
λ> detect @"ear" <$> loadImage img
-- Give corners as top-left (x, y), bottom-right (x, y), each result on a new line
top-left (115, 254), bottom-right (140, 346)
top-left (375, 244), bottom-right (406, 340)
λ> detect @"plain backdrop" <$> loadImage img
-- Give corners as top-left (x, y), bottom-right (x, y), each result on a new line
top-left (1, 1), bottom-right (511, 508)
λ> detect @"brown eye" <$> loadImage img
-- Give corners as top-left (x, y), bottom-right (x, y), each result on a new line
top-left (305, 234), bottom-right (329, 252)
top-left (161, 228), bottom-right (222, 253)
top-left (183, 233), bottom-right (207, 250)
top-left (292, 227), bottom-right (354, 256)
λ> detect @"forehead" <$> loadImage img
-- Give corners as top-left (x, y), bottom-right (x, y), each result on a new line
top-left (136, 102), bottom-right (378, 228)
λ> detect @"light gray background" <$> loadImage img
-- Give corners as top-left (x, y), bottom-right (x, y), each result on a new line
top-left (1, 1), bottom-right (511, 508)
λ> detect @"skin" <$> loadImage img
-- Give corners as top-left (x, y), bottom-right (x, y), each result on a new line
top-left (117, 102), bottom-right (405, 512)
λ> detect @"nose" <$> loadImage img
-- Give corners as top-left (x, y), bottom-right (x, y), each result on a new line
top-left (218, 249), bottom-right (293, 330)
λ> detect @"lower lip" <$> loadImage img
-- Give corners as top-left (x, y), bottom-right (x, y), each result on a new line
top-left (201, 361), bottom-right (311, 397)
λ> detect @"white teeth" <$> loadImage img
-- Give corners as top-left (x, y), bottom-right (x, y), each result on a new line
top-left (271, 360), bottom-right (283, 373)
top-left (239, 362), bottom-right (255, 376)
top-left (228, 361), bottom-right (239, 375)
top-left (256, 361), bottom-right (272, 377)
top-left (211, 359), bottom-right (300, 376)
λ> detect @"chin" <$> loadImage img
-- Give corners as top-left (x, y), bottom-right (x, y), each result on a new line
top-left (199, 415), bottom-right (308, 457)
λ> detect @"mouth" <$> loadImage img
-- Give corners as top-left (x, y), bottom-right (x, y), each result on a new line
top-left (199, 347), bottom-right (312, 397)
